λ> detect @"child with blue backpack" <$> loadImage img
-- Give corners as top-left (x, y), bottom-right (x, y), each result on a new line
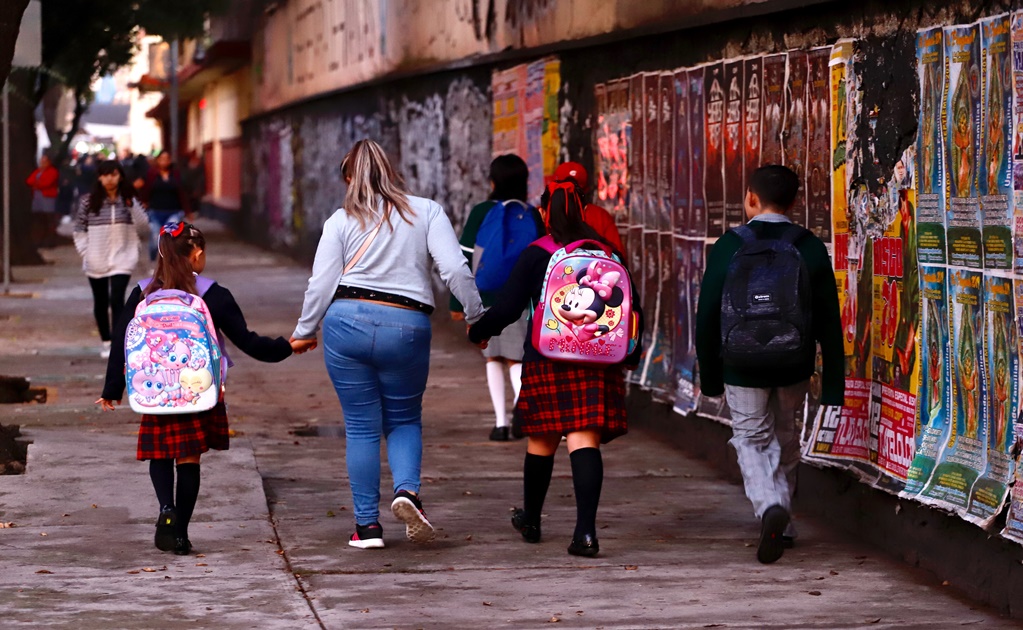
top-left (97, 222), bottom-right (293, 555)
top-left (451, 154), bottom-right (544, 441)
top-left (468, 181), bottom-right (642, 557)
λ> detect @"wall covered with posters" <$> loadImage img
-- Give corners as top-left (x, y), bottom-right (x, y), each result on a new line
top-left (241, 0), bottom-right (1023, 542)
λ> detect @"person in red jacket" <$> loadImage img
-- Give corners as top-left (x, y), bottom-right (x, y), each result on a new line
top-left (553, 162), bottom-right (625, 255)
top-left (26, 153), bottom-right (60, 247)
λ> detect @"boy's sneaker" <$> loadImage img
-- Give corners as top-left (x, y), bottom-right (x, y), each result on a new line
top-left (391, 490), bottom-right (436, 543)
top-left (154, 506), bottom-right (177, 552)
top-left (348, 522), bottom-right (385, 549)
top-left (757, 505), bottom-right (790, 564)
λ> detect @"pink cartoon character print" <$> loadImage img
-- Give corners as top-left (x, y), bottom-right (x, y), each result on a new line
top-left (559, 261), bottom-right (625, 342)
top-left (131, 365), bottom-right (168, 407)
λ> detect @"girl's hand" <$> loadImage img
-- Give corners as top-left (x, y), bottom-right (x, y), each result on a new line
top-left (289, 337), bottom-right (318, 354)
top-left (466, 325), bottom-right (488, 349)
top-left (96, 398), bottom-right (119, 411)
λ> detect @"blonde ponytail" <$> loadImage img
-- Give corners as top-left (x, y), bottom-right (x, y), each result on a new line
top-left (339, 139), bottom-right (415, 229)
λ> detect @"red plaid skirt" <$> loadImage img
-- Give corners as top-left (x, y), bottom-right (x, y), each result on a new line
top-left (137, 400), bottom-right (230, 460)
top-left (515, 360), bottom-right (628, 443)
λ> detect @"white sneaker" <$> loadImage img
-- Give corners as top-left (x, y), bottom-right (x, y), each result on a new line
top-left (100, 341), bottom-right (111, 359)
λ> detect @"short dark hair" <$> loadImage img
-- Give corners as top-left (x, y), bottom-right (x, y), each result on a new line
top-left (748, 165), bottom-right (800, 212)
top-left (489, 154), bottom-right (529, 202)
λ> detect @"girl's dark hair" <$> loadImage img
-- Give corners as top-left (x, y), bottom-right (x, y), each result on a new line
top-left (488, 154), bottom-right (529, 202)
top-left (541, 182), bottom-right (609, 249)
top-left (144, 223), bottom-right (206, 296)
top-left (86, 160), bottom-right (135, 215)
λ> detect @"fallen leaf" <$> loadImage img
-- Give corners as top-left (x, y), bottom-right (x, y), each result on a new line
top-left (126, 570), bottom-right (140, 575)
top-left (142, 567), bottom-right (157, 573)
top-left (91, 504), bottom-right (98, 509)
top-left (548, 617), bottom-right (561, 623)
top-left (61, 514), bottom-right (69, 517)
top-left (39, 532), bottom-right (47, 537)
top-left (195, 563), bottom-right (208, 567)
top-left (625, 565), bottom-right (638, 571)
top-left (0, 522), bottom-right (14, 528)
top-left (35, 570), bottom-right (52, 574)
top-left (482, 602), bottom-right (492, 606)
top-left (576, 611), bottom-right (584, 615)
top-left (868, 619), bottom-right (881, 624)
top-left (465, 534), bottom-right (473, 541)
top-left (196, 554), bottom-right (206, 558)
top-left (463, 490), bottom-right (473, 496)
top-left (164, 576), bottom-right (171, 580)
top-left (275, 549), bottom-right (284, 555)
top-left (816, 576), bottom-right (826, 580)
top-left (830, 570), bottom-right (839, 576)
top-left (808, 591), bottom-right (821, 596)
top-left (326, 511), bottom-right (335, 517)
top-left (359, 609), bottom-right (370, 613)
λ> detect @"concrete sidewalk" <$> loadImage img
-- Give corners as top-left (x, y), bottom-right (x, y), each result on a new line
top-left (1, 224), bottom-right (1017, 628)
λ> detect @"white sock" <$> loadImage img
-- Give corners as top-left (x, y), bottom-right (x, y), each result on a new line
top-left (486, 362), bottom-right (507, 427)
top-left (508, 362), bottom-right (522, 405)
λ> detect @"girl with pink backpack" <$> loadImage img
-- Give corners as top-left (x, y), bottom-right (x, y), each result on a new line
top-left (468, 181), bottom-right (642, 557)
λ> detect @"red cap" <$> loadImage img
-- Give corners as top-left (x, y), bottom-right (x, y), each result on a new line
top-left (554, 162), bottom-right (588, 191)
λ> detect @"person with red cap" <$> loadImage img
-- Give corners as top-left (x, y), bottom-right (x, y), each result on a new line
top-left (552, 162), bottom-right (625, 255)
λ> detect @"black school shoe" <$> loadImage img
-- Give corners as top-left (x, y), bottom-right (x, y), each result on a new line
top-left (173, 537), bottom-right (192, 556)
top-left (757, 505), bottom-right (791, 564)
top-left (511, 508), bottom-right (541, 543)
top-left (567, 533), bottom-right (599, 557)
top-left (489, 426), bottom-right (510, 441)
top-left (155, 506), bottom-right (177, 552)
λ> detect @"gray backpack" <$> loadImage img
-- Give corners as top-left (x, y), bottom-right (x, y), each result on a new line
top-left (719, 223), bottom-right (813, 369)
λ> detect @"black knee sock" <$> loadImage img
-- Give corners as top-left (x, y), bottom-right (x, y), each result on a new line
top-left (175, 463), bottom-right (201, 538)
top-left (523, 453), bottom-right (555, 525)
top-left (569, 447), bottom-right (603, 540)
top-left (149, 459), bottom-right (175, 510)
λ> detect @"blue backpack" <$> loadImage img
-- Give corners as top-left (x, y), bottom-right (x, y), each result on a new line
top-left (473, 200), bottom-right (539, 292)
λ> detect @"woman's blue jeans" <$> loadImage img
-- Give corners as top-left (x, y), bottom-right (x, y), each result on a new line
top-left (322, 299), bottom-right (432, 526)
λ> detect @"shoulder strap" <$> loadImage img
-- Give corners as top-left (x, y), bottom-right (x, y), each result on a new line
top-left (779, 223), bottom-right (811, 246)
top-left (139, 275), bottom-right (215, 297)
top-left (730, 224), bottom-right (756, 244)
top-left (530, 235), bottom-right (559, 254)
top-left (343, 219), bottom-right (384, 275)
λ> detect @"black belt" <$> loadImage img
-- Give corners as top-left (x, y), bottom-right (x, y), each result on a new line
top-left (332, 284), bottom-right (434, 315)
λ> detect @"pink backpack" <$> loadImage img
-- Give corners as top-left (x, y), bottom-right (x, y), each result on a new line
top-left (531, 236), bottom-right (638, 365)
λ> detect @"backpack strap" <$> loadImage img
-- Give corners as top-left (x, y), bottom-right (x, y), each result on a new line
top-left (730, 224), bottom-right (756, 244)
top-left (779, 223), bottom-right (811, 246)
top-left (531, 235), bottom-right (559, 254)
top-left (139, 275), bottom-right (216, 297)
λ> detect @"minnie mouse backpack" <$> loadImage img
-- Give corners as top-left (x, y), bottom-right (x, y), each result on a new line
top-left (531, 236), bottom-right (639, 365)
top-left (124, 281), bottom-right (226, 414)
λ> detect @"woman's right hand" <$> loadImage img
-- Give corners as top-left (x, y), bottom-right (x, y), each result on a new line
top-left (289, 337), bottom-right (318, 354)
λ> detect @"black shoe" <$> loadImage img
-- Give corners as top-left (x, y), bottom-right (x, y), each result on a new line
top-left (391, 490), bottom-right (436, 543)
top-left (782, 535), bottom-right (795, 549)
top-left (511, 508), bottom-right (541, 543)
top-left (173, 537), bottom-right (192, 556)
top-left (489, 426), bottom-right (510, 441)
top-left (568, 533), bottom-right (599, 557)
top-left (349, 522), bottom-right (385, 549)
top-left (510, 408), bottom-right (525, 439)
top-left (757, 505), bottom-right (790, 564)
top-left (155, 506), bottom-right (177, 552)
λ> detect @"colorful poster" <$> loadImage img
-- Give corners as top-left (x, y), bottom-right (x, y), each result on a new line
top-left (673, 69), bottom-right (691, 235)
top-left (966, 272), bottom-right (1017, 523)
top-left (629, 73), bottom-right (645, 229)
top-left (596, 79), bottom-right (631, 224)
top-left (762, 53), bottom-right (787, 166)
top-left (659, 72), bottom-right (675, 234)
top-left (723, 60), bottom-right (745, 230)
top-left (784, 50), bottom-right (809, 225)
top-left (916, 26), bottom-right (948, 265)
top-left (640, 73), bottom-right (661, 381)
top-left (980, 15), bottom-right (1013, 270)
top-left (540, 58), bottom-right (561, 194)
top-left (902, 266), bottom-right (953, 496)
top-left (704, 62), bottom-right (726, 237)
top-left (1012, 13), bottom-right (1023, 274)
top-left (743, 57), bottom-right (763, 203)
top-left (688, 67), bottom-right (707, 237)
top-left (870, 150), bottom-right (920, 482)
top-left (492, 65), bottom-right (527, 159)
top-left (673, 236), bottom-right (697, 413)
top-left (830, 40), bottom-right (854, 258)
top-left (920, 268), bottom-right (985, 513)
top-left (1000, 277), bottom-right (1023, 542)
top-left (524, 59), bottom-right (546, 203)
top-left (806, 47), bottom-right (832, 242)
top-left (944, 24), bottom-right (983, 269)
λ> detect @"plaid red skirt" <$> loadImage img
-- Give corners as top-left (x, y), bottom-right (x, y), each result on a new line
top-left (137, 400), bottom-right (230, 460)
top-left (515, 360), bottom-right (628, 443)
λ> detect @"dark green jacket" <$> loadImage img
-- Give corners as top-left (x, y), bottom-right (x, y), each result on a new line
top-left (450, 200), bottom-right (545, 312)
top-left (694, 216), bottom-right (845, 406)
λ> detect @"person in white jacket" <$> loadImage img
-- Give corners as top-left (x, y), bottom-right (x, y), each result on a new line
top-left (73, 160), bottom-right (149, 357)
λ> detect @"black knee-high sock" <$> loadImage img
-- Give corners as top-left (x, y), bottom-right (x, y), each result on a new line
top-left (569, 447), bottom-right (603, 540)
top-left (149, 459), bottom-right (175, 510)
top-left (175, 463), bottom-right (201, 538)
top-left (523, 453), bottom-right (555, 525)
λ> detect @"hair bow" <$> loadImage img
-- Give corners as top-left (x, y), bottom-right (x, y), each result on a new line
top-left (578, 261), bottom-right (620, 299)
top-left (160, 222), bottom-right (187, 238)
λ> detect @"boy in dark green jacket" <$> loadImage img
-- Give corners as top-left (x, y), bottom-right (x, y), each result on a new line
top-left (695, 165), bottom-right (844, 565)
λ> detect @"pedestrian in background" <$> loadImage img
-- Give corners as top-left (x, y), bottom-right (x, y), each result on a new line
top-left (695, 165), bottom-right (843, 564)
top-left (468, 180), bottom-right (641, 558)
top-left (139, 151), bottom-right (191, 262)
top-left (451, 154), bottom-right (543, 441)
top-left (98, 222), bottom-right (293, 556)
top-left (552, 161), bottom-right (625, 255)
top-left (26, 152), bottom-right (60, 247)
top-left (73, 160), bottom-right (148, 358)
top-left (182, 152), bottom-right (207, 218)
top-left (290, 139), bottom-right (485, 550)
